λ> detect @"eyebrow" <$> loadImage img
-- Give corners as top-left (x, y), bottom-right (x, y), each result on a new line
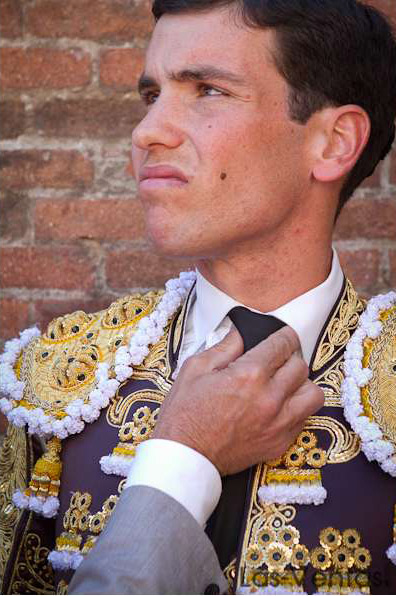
top-left (138, 65), bottom-right (247, 94)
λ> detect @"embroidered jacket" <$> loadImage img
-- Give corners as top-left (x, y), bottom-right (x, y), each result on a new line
top-left (1, 277), bottom-right (396, 595)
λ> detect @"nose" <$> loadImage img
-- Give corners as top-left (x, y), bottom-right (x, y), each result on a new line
top-left (132, 96), bottom-right (185, 151)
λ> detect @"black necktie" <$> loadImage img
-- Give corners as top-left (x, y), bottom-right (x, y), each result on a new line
top-left (205, 307), bottom-right (286, 569)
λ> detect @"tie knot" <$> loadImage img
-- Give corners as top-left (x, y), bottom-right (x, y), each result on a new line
top-left (228, 306), bottom-right (286, 353)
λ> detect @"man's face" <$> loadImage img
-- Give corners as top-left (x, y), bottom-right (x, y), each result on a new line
top-left (132, 7), bottom-right (310, 259)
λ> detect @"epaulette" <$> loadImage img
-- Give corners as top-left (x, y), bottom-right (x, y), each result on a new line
top-left (0, 272), bottom-right (196, 519)
top-left (340, 290), bottom-right (396, 563)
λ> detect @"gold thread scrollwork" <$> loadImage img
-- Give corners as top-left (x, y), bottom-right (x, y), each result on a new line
top-left (11, 532), bottom-right (55, 595)
top-left (0, 424), bottom-right (29, 589)
top-left (312, 281), bottom-right (365, 373)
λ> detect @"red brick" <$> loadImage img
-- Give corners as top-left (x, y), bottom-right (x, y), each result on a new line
top-left (361, 163), bottom-right (381, 189)
top-left (35, 198), bottom-right (146, 242)
top-left (0, 48), bottom-right (91, 90)
top-left (33, 296), bottom-right (114, 332)
top-left (34, 99), bottom-right (146, 139)
top-left (0, 101), bottom-right (26, 139)
top-left (0, 247), bottom-right (96, 290)
top-left (335, 197), bottom-right (396, 240)
top-left (338, 249), bottom-right (380, 291)
top-left (100, 49), bottom-right (145, 90)
top-left (0, 298), bottom-right (30, 340)
top-left (0, 150), bottom-right (93, 190)
top-left (390, 251), bottom-right (396, 288)
top-left (0, 193), bottom-right (30, 242)
top-left (0, 0), bottom-right (22, 39)
top-left (26, 0), bottom-right (153, 41)
top-left (106, 250), bottom-right (194, 289)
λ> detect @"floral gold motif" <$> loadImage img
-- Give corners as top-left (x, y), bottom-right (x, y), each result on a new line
top-left (365, 307), bottom-right (396, 446)
top-left (312, 281), bottom-right (364, 372)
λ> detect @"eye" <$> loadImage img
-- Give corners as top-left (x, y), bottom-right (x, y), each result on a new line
top-left (199, 84), bottom-right (227, 97)
top-left (140, 90), bottom-right (160, 106)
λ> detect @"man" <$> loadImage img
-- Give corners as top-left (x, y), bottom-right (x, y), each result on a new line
top-left (1, 0), bottom-right (396, 594)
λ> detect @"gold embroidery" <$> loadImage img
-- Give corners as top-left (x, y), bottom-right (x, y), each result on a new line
top-left (11, 532), bottom-right (54, 594)
top-left (305, 416), bottom-right (361, 464)
top-left (264, 468), bottom-right (322, 485)
top-left (312, 280), bottom-right (365, 372)
top-left (311, 546), bottom-right (332, 570)
top-left (319, 527), bottom-right (342, 550)
top-left (365, 306), bottom-right (396, 445)
top-left (25, 437), bottom-right (62, 501)
top-left (107, 392), bottom-right (164, 429)
top-left (54, 490), bottom-right (120, 562)
top-left (56, 579), bottom-right (68, 594)
top-left (315, 357), bottom-right (344, 407)
top-left (46, 311), bottom-right (95, 343)
top-left (102, 294), bottom-right (159, 330)
top-left (0, 424), bottom-right (29, 588)
top-left (223, 557), bottom-right (236, 594)
top-left (19, 291), bottom-right (163, 417)
top-left (237, 282), bottom-right (367, 592)
top-left (311, 528), bottom-right (371, 594)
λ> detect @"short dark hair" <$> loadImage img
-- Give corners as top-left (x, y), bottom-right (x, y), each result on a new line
top-left (152, 0), bottom-right (396, 213)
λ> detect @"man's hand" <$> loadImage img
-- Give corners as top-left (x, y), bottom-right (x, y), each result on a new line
top-left (153, 326), bottom-right (324, 476)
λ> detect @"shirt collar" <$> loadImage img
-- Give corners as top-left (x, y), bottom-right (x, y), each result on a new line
top-left (188, 249), bottom-right (344, 363)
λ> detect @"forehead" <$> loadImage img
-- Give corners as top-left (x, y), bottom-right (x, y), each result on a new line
top-left (145, 8), bottom-right (278, 83)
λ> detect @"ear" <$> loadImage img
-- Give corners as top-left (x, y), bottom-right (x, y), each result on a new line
top-left (312, 105), bottom-right (371, 183)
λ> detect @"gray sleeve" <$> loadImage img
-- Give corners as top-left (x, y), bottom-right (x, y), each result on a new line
top-left (68, 485), bottom-right (228, 595)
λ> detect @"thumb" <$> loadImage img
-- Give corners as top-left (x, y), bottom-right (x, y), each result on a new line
top-left (197, 326), bottom-right (244, 372)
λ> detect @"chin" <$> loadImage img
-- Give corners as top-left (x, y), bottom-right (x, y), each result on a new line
top-left (147, 226), bottom-right (192, 258)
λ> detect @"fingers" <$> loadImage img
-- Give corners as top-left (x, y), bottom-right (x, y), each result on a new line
top-left (284, 381), bottom-right (325, 425)
top-left (187, 327), bottom-right (244, 374)
top-left (271, 353), bottom-right (309, 400)
top-left (239, 325), bottom-right (301, 379)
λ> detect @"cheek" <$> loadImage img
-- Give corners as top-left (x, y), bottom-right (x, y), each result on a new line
top-left (131, 145), bottom-right (144, 175)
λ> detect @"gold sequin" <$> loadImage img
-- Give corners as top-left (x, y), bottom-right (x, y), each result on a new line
top-left (246, 545), bottom-right (264, 568)
top-left (78, 512), bottom-right (90, 532)
top-left (342, 528), bottom-right (361, 549)
top-left (77, 492), bottom-right (92, 510)
top-left (89, 511), bottom-right (107, 534)
top-left (297, 431), bottom-right (317, 450)
top-left (306, 447), bottom-right (328, 468)
top-left (319, 527), bottom-right (342, 550)
top-left (291, 544), bottom-right (310, 568)
top-left (283, 446), bottom-right (306, 468)
top-left (332, 546), bottom-right (354, 571)
top-left (310, 546), bottom-right (332, 571)
top-left (354, 547), bottom-right (372, 570)
top-left (257, 528), bottom-right (276, 547)
top-left (265, 543), bottom-right (291, 573)
top-left (118, 421), bottom-right (135, 442)
top-left (103, 495), bottom-right (118, 514)
top-left (278, 525), bottom-right (300, 548)
top-left (70, 491), bottom-right (81, 508)
top-left (133, 406), bottom-right (151, 424)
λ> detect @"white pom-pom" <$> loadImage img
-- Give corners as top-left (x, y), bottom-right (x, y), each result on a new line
top-left (100, 454), bottom-right (133, 477)
top-left (387, 544), bottom-right (396, 565)
top-left (13, 489), bottom-right (29, 509)
top-left (48, 550), bottom-right (84, 571)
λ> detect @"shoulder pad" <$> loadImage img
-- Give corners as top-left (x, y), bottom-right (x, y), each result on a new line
top-left (341, 292), bottom-right (396, 475)
top-left (2, 290), bottom-right (163, 423)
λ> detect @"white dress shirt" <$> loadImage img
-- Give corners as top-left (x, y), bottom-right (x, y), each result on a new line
top-left (125, 250), bottom-right (344, 526)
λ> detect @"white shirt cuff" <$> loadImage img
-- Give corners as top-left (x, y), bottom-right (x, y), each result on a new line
top-left (124, 438), bottom-right (222, 527)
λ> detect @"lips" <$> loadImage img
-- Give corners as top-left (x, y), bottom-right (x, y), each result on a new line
top-left (139, 165), bottom-right (189, 183)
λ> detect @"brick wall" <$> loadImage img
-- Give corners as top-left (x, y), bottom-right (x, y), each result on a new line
top-left (0, 0), bottom-right (396, 351)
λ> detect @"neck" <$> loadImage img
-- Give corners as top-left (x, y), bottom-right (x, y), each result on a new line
top-left (196, 232), bottom-right (334, 313)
